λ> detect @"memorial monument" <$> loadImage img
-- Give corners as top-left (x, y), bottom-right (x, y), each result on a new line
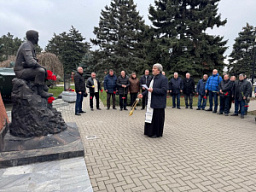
top-left (9, 30), bottom-right (67, 137)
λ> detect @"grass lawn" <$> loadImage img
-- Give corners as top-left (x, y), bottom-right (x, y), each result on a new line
top-left (99, 91), bottom-right (211, 107)
top-left (49, 85), bottom-right (75, 98)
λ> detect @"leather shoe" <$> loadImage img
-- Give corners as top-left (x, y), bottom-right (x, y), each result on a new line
top-left (97, 108), bottom-right (101, 110)
top-left (75, 113), bottom-right (81, 116)
top-left (231, 113), bottom-right (238, 116)
top-left (79, 111), bottom-right (86, 113)
top-left (205, 108), bottom-right (212, 111)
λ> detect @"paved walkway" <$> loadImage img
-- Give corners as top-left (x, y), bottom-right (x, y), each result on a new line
top-left (60, 98), bottom-right (256, 192)
top-left (2, 98), bottom-right (256, 191)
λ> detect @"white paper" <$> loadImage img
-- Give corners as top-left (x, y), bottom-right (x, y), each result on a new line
top-left (142, 84), bottom-right (149, 90)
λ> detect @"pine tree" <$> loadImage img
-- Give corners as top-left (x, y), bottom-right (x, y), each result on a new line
top-left (46, 26), bottom-right (90, 74)
top-left (91, 0), bottom-right (147, 74)
top-left (228, 23), bottom-right (256, 77)
top-left (148, 0), bottom-right (227, 78)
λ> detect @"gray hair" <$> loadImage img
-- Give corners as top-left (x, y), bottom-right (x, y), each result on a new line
top-left (153, 63), bottom-right (163, 72)
top-left (186, 73), bottom-right (190, 76)
top-left (174, 72), bottom-right (178, 75)
top-left (77, 66), bottom-right (83, 71)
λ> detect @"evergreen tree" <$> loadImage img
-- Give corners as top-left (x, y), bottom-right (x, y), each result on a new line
top-left (46, 26), bottom-right (90, 74)
top-left (91, 0), bottom-right (147, 74)
top-left (148, 0), bottom-right (227, 78)
top-left (0, 33), bottom-right (23, 61)
top-left (228, 23), bottom-right (256, 77)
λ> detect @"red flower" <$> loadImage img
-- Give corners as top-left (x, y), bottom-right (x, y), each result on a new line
top-left (113, 91), bottom-right (116, 94)
top-left (47, 70), bottom-right (53, 80)
top-left (245, 105), bottom-right (249, 108)
top-left (232, 100), bottom-right (235, 103)
top-left (100, 89), bottom-right (103, 93)
top-left (203, 96), bottom-right (207, 99)
top-left (181, 96), bottom-right (184, 98)
top-left (51, 75), bottom-right (57, 81)
top-left (224, 92), bottom-right (229, 96)
top-left (90, 96), bottom-right (93, 100)
top-left (122, 97), bottom-right (126, 99)
top-left (47, 96), bottom-right (55, 104)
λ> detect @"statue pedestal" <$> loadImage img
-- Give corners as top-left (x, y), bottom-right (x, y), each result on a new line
top-left (0, 122), bottom-right (84, 168)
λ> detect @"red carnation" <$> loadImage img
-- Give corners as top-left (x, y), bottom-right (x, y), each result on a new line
top-left (113, 91), bottom-right (116, 94)
top-left (203, 96), bottom-right (207, 99)
top-left (122, 97), bottom-right (126, 99)
top-left (47, 96), bottom-right (55, 104)
top-left (245, 105), bottom-right (249, 108)
top-left (90, 96), bottom-right (93, 99)
top-left (224, 92), bottom-right (229, 96)
top-left (100, 89), bottom-right (103, 93)
top-left (47, 70), bottom-right (53, 80)
top-left (51, 75), bottom-right (57, 81)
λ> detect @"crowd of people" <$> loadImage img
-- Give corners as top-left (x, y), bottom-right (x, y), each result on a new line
top-left (74, 67), bottom-right (254, 120)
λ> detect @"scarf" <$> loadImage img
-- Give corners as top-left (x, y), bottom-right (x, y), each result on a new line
top-left (145, 78), bottom-right (154, 123)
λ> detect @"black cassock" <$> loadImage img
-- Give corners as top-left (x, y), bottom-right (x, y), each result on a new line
top-left (144, 108), bottom-right (165, 137)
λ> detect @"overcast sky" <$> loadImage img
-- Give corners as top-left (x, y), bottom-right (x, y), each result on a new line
top-left (0, 0), bottom-right (256, 57)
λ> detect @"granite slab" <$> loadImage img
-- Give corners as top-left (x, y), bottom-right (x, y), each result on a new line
top-left (0, 122), bottom-right (84, 168)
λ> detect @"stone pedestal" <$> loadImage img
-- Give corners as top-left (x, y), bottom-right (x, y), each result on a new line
top-left (9, 78), bottom-right (67, 137)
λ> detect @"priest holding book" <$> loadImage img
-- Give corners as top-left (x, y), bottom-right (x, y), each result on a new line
top-left (138, 63), bottom-right (168, 138)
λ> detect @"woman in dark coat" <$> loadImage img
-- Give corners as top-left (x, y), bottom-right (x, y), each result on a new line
top-left (138, 63), bottom-right (168, 138)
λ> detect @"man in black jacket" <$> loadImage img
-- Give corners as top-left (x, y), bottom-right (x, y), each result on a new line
top-left (169, 72), bottom-right (183, 109)
top-left (138, 63), bottom-right (168, 138)
top-left (231, 74), bottom-right (251, 119)
top-left (219, 74), bottom-right (233, 115)
top-left (86, 72), bottom-right (101, 111)
top-left (74, 67), bottom-right (86, 116)
top-left (183, 73), bottom-right (195, 109)
top-left (117, 71), bottom-right (130, 111)
top-left (140, 70), bottom-right (152, 110)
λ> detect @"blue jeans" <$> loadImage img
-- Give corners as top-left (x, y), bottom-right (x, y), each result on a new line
top-left (75, 92), bottom-right (84, 114)
top-left (197, 95), bottom-right (207, 109)
top-left (172, 93), bottom-right (180, 108)
top-left (235, 99), bottom-right (245, 116)
top-left (208, 91), bottom-right (218, 111)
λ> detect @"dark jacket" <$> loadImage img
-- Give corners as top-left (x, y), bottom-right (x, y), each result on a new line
top-left (74, 72), bottom-right (85, 93)
top-left (219, 79), bottom-right (233, 97)
top-left (196, 79), bottom-right (207, 96)
top-left (104, 74), bottom-right (117, 94)
top-left (233, 80), bottom-right (251, 101)
top-left (142, 73), bottom-right (168, 109)
top-left (86, 77), bottom-right (101, 93)
top-left (183, 78), bottom-right (195, 94)
top-left (205, 73), bottom-right (222, 92)
top-left (140, 75), bottom-right (152, 91)
top-left (117, 75), bottom-right (130, 95)
top-left (129, 77), bottom-right (140, 93)
top-left (14, 41), bottom-right (40, 77)
top-left (169, 77), bottom-right (183, 94)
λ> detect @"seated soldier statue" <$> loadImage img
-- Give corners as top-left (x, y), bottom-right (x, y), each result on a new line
top-left (14, 30), bottom-right (53, 98)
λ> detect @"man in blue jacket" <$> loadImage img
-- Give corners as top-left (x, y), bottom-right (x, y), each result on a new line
top-left (205, 69), bottom-right (223, 113)
top-left (196, 74), bottom-right (208, 110)
top-left (138, 63), bottom-right (168, 138)
top-left (104, 69), bottom-right (117, 110)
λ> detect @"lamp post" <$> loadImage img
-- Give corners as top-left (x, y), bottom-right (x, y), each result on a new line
top-left (252, 34), bottom-right (256, 85)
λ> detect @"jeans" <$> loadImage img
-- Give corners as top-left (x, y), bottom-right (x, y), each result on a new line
top-left (119, 94), bottom-right (127, 109)
top-left (197, 95), bottom-right (207, 109)
top-left (208, 91), bottom-right (218, 112)
top-left (185, 93), bottom-right (193, 107)
top-left (219, 96), bottom-right (230, 114)
top-left (107, 93), bottom-right (116, 109)
top-left (234, 99), bottom-right (245, 116)
top-left (172, 93), bottom-right (180, 108)
top-left (90, 92), bottom-right (99, 109)
top-left (75, 92), bottom-right (84, 114)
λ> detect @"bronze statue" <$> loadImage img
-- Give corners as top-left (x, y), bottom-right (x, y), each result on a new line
top-left (14, 30), bottom-right (52, 98)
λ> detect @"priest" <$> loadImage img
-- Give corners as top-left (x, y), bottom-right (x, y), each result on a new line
top-left (138, 63), bottom-right (168, 138)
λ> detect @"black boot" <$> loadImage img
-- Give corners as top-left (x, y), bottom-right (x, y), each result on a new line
top-left (37, 85), bottom-right (53, 98)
